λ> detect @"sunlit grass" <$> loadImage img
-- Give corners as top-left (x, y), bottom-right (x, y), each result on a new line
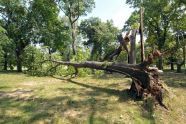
top-left (0, 72), bottom-right (185, 124)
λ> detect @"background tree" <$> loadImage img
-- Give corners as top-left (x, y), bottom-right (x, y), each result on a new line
top-left (80, 17), bottom-right (119, 61)
top-left (126, 0), bottom-right (186, 69)
top-left (0, 0), bottom-right (34, 72)
top-left (31, 0), bottom-right (70, 60)
top-left (123, 11), bottom-right (140, 64)
top-left (56, 0), bottom-right (95, 55)
top-left (0, 25), bottom-right (13, 70)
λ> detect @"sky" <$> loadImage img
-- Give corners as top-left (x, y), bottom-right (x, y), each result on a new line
top-left (81, 0), bottom-right (134, 29)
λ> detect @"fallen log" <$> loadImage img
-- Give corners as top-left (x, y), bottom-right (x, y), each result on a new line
top-left (48, 50), bottom-right (167, 109)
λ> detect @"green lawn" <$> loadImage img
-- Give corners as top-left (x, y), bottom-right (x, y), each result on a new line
top-left (0, 72), bottom-right (186, 124)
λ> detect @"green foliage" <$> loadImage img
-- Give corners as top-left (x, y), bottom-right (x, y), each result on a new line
top-left (126, 0), bottom-right (186, 69)
top-left (80, 17), bottom-right (119, 61)
top-left (56, 0), bottom-right (95, 55)
top-left (31, 0), bottom-right (71, 52)
top-left (0, 26), bottom-right (10, 53)
top-left (22, 45), bottom-right (44, 73)
top-left (0, 0), bottom-right (71, 71)
top-left (23, 46), bottom-right (92, 77)
top-left (116, 51), bottom-right (128, 63)
top-left (126, 0), bottom-right (185, 50)
top-left (123, 11), bottom-right (139, 31)
top-left (56, 48), bottom-right (92, 77)
top-left (57, 0), bottom-right (95, 17)
top-left (0, 25), bottom-right (15, 70)
top-left (0, 0), bottom-right (37, 71)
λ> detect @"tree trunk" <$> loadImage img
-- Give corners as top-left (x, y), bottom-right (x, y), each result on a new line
top-left (169, 56), bottom-right (174, 70)
top-left (48, 48), bottom-right (52, 60)
top-left (71, 23), bottom-right (76, 55)
top-left (71, 30), bottom-right (76, 55)
top-left (3, 53), bottom-right (8, 71)
top-left (48, 50), bottom-right (167, 109)
top-left (129, 30), bottom-right (137, 64)
top-left (16, 58), bottom-right (22, 72)
top-left (140, 7), bottom-right (145, 62)
top-left (102, 45), bottom-right (123, 61)
top-left (170, 62), bottom-right (174, 70)
top-left (16, 50), bottom-right (22, 72)
top-left (157, 56), bottom-right (163, 70)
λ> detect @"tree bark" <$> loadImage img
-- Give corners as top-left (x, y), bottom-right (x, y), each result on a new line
top-left (16, 49), bottom-right (22, 72)
top-left (48, 50), bottom-right (167, 109)
top-left (140, 7), bottom-right (145, 62)
top-left (70, 21), bottom-right (77, 55)
top-left (129, 30), bottom-right (137, 64)
top-left (170, 62), bottom-right (174, 70)
top-left (104, 46), bottom-right (122, 61)
top-left (157, 56), bottom-right (163, 70)
top-left (71, 28), bottom-right (76, 55)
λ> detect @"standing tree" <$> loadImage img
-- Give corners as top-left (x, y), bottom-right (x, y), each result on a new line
top-left (129, 29), bottom-right (137, 64)
top-left (31, 0), bottom-right (70, 59)
top-left (126, 0), bottom-right (186, 69)
top-left (56, 0), bottom-right (95, 55)
top-left (0, 0), bottom-right (34, 72)
top-left (139, 5), bottom-right (145, 62)
top-left (0, 25), bottom-right (12, 70)
top-left (123, 11), bottom-right (140, 64)
top-left (80, 17), bottom-right (119, 61)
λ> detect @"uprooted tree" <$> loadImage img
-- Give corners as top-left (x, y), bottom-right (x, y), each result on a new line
top-left (48, 50), bottom-right (168, 109)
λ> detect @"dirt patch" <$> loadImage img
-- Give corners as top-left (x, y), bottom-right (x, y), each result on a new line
top-left (63, 109), bottom-right (81, 117)
top-left (22, 81), bottom-right (36, 86)
top-left (0, 89), bottom-right (33, 100)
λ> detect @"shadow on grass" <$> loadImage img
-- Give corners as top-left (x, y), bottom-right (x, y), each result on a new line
top-left (161, 72), bottom-right (186, 88)
top-left (55, 77), bottom-right (131, 102)
top-left (63, 78), bottom-right (157, 123)
top-left (0, 88), bottom-right (111, 123)
top-left (0, 70), bottom-right (21, 74)
top-left (0, 115), bottom-right (22, 124)
top-left (92, 73), bottom-right (126, 80)
top-left (0, 73), bottom-right (159, 123)
top-left (0, 96), bottom-right (70, 123)
top-left (0, 86), bottom-right (10, 89)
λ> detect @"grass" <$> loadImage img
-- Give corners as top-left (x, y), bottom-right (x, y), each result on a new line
top-left (0, 72), bottom-right (185, 124)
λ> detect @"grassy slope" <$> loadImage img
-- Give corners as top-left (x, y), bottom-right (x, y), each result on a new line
top-left (0, 72), bottom-right (185, 124)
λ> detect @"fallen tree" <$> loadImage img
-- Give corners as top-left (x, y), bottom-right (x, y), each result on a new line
top-left (48, 50), bottom-right (168, 109)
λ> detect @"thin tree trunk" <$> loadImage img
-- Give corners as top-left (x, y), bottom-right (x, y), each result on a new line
top-left (71, 23), bottom-right (76, 55)
top-left (49, 48), bottom-right (52, 60)
top-left (170, 62), bottom-right (174, 70)
top-left (129, 30), bottom-right (137, 64)
top-left (140, 7), bottom-right (145, 62)
top-left (71, 29), bottom-right (76, 55)
top-left (170, 56), bottom-right (174, 70)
